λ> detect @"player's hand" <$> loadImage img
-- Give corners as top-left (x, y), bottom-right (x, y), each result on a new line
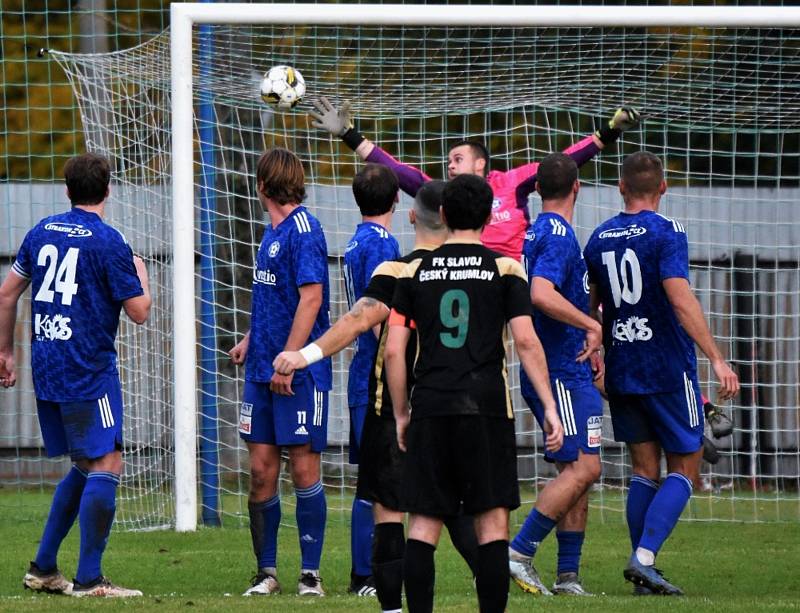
top-left (309, 96), bottom-right (353, 136)
top-left (711, 358), bottom-right (739, 401)
top-left (229, 335), bottom-right (249, 366)
top-left (590, 351), bottom-right (605, 382)
top-left (608, 106), bottom-right (641, 132)
top-left (577, 324), bottom-right (603, 363)
top-left (0, 353), bottom-right (17, 388)
top-left (542, 407), bottom-right (564, 453)
top-left (270, 371), bottom-right (294, 396)
top-left (395, 411), bottom-right (410, 452)
top-left (272, 350), bottom-right (307, 376)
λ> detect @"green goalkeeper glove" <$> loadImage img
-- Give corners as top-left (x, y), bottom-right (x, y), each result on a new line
top-left (596, 106), bottom-right (641, 146)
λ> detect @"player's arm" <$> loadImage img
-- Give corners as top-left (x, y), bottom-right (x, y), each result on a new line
top-left (587, 284), bottom-right (605, 381)
top-left (0, 270), bottom-right (30, 388)
top-left (509, 315), bottom-right (563, 452)
top-left (229, 330), bottom-right (250, 365)
top-left (663, 278), bottom-right (739, 401)
top-left (273, 296), bottom-right (389, 375)
top-left (122, 255), bottom-right (151, 325)
top-left (513, 107), bottom-right (641, 206)
top-left (530, 277), bottom-right (602, 362)
top-left (270, 282), bottom-right (323, 396)
top-left (309, 97), bottom-right (429, 196)
top-left (384, 311), bottom-right (412, 451)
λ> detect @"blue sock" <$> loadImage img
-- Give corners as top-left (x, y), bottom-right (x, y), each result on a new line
top-left (638, 473), bottom-right (693, 557)
top-left (626, 475), bottom-right (659, 551)
top-left (249, 495), bottom-right (281, 569)
top-left (75, 471), bottom-right (119, 585)
top-left (556, 531), bottom-right (585, 576)
top-left (296, 481), bottom-right (326, 571)
top-left (510, 508), bottom-right (556, 558)
top-left (35, 465), bottom-right (88, 572)
top-left (351, 497), bottom-right (374, 577)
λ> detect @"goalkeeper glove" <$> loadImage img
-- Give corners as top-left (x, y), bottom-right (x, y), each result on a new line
top-left (309, 96), bottom-right (365, 150)
top-left (704, 401), bottom-right (734, 438)
top-left (595, 106), bottom-right (641, 146)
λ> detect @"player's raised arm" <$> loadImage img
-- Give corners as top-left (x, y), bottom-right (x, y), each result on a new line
top-left (273, 295), bottom-right (389, 375)
top-left (0, 269), bottom-right (31, 388)
top-left (509, 314), bottom-right (564, 453)
top-left (309, 97), bottom-right (430, 196)
top-left (663, 277), bottom-right (739, 400)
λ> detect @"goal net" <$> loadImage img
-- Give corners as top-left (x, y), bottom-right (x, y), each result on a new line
top-left (43, 5), bottom-right (800, 529)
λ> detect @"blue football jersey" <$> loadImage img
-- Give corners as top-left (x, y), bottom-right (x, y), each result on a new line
top-left (520, 213), bottom-right (592, 400)
top-left (584, 210), bottom-right (697, 394)
top-left (343, 222), bottom-right (400, 408)
top-left (12, 208), bottom-right (143, 402)
top-left (245, 206), bottom-right (332, 391)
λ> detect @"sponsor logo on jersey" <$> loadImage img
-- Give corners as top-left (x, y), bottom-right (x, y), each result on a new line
top-left (491, 198), bottom-right (502, 209)
top-left (44, 223), bottom-right (93, 238)
top-left (34, 313), bottom-right (73, 341)
top-left (345, 240), bottom-right (358, 253)
top-left (598, 225), bottom-right (647, 240)
top-left (582, 271), bottom-right (590, 294)
top-left (253, 268), bottom-right (277, 286)
top-left (613, 315), bottom-right (653, 343)
top-left (268, 241), bottom-right (281, 257)
top-left (587, 415), bottom-right (602, 448)
top-left (525, 229), bottom-right (536, 241)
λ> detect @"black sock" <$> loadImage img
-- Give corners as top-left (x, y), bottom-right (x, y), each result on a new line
top-left (444, 511), bottom-right (479, 575)
top-left (476, 540), bottom-right (509, 613)
top-left (372, 522), bottom-right (405, 611)
top-left (403, 539), bottom-right (436, 613)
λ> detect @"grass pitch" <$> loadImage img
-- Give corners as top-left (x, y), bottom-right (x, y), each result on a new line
top-left (1, 491), bottom-right (798, 612)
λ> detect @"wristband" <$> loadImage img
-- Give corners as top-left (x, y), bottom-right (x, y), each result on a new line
top-left (595, 125), bottom-right (622, 146)
top-left (299, 343), bottom-right (324, 366)
top-left (341, 127), bottom-right (366, 151)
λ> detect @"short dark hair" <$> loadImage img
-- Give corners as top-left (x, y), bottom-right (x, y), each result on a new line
top-left (64, 153), bottom-right (111, 206)
top-left (449, 140), bottom-right (490, 170)
top-left (256, 147), bottom-right (306, 205)
top-left (621, 151), bottom-right (664, 197)
top-left (536, 152), bottom-right (578, 200)
top-left (442, 174), bottom-right (493, 231)
top-left (352, 164), bottom-right (399, 216)
top-left (413, 180), bottom-right (446, 232)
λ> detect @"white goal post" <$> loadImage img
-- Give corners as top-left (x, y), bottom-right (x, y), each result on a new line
top-left (168, 3), bottom-right (800, 532)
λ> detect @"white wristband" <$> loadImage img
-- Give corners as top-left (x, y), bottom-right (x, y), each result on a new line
top-left (299, 343), bottom-right (324, 366)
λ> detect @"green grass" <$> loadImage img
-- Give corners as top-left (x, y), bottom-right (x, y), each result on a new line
top-left (1, 491), bottom-right (799, 612)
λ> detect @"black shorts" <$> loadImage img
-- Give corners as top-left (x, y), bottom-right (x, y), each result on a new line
top-left (401, 415), bottom-right (520, 517)
top-left (356, 409), bottom-right (404, 510)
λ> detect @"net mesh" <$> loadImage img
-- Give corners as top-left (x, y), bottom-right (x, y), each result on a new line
top-left (48, 22), bottom-right (800, 528)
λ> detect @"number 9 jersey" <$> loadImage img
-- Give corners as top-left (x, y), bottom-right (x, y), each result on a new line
top-left (583, 210), bottom-right (697, 395)
top-left (12, 208), bottom-right (144, 402)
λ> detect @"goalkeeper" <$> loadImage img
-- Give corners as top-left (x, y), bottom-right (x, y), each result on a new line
top-left (310, 98), bottom-right (640, 260)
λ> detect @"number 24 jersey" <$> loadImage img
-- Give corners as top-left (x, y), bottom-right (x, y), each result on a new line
top-left (583, 210), bottom-right (697, 395)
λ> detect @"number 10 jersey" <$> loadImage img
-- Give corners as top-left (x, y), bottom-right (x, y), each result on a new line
top-left (12, 207), bottom-right (143, 402)
top-left (584, 210), bottom-right (697, 396)
top-left (390, 240), bottom-right (531, 420)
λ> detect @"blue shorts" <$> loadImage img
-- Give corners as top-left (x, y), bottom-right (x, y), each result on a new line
top-left (239, 378), bottom-right (328, 453)
top-left (349, 404), bottom-right (368, 465)
top-left (608, 372), bottom-right (703, 454)
top-left (525, 380), bottom-right (604, 463)
top-left (36, 378), bottom-right (124, 461)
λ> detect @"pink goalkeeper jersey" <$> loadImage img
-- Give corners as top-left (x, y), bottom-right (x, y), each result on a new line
top-left (366, 134), bottom-right (600, 260)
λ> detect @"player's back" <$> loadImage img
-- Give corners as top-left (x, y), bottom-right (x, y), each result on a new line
top-left (520, 213), bottom-right (592, 395)
top-left (393, 240), bottom-right (529, 420)
top-left (584, 210), bottom-right (696, 395)
top-left (13, 208), bottom-right (143, 402)
top-left (344, 222), bottom-right (400, 408)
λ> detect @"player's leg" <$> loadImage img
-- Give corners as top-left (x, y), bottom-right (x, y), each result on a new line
top-left (24, 400), bottom-right (82, 595)
top-left (238, 381), bottom-right (283, 596)
top-left (348, 403), bottom-right (375, 595)
top-left (405, 514), bottom-right (443, 613)
top-left (281, 380), bottom-right (328, 596)
top-left (443, 507), bottom-right (479, 576)
top-left (372, 504), bottom-right (406, 613)
top-left (474, 507), bottom-right (511, 613)
top-left (65, 382), bottom-right (141, 597)
top-left (623, 378), bottom-right (704, 595)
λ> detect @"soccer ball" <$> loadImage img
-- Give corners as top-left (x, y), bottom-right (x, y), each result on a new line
top-left (260, 65), bottom-right (306, 110)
